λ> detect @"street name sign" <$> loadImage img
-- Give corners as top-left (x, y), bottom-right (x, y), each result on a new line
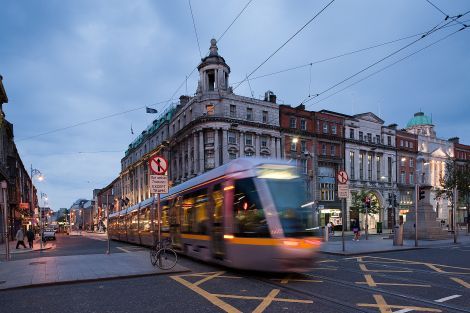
top-left (149, 156), bottom-right (168, 175)
top-left (150, 175), bottom-right (169, 194)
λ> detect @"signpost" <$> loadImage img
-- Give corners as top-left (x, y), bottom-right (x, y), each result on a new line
top-left (337, 171), bottom-right (349, 252)
top-left (148, 156), bottom-right (169, 246)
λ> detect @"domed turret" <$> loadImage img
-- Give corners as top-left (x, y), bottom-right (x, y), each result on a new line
top-left (196, 39), bottom-right (231, 94)
top-left (406, 111), bottom-right (435, 137)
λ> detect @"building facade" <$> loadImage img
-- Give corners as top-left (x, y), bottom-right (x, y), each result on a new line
top-left (405, 111), bottom-right (453, 222)
top-left (449, 137), bottom-right (470, 224)
top-left (395, 129), bottom-right (418, 226)
top-left (344, 112), bottom-right (397, 231)
top-left (0, 75), bottom-right (37, 243)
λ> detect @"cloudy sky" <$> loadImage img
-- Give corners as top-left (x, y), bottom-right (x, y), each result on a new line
top-left (1, 0), bottom-right (469, 210)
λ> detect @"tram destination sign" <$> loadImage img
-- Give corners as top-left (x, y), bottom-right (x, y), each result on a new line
top-left (150, 175), bottom-right (169, 194)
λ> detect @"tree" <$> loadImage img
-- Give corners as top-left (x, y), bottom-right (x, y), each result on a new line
top-left (438, 159), bottom-right (470, 233)
top-left (350, 189), bottom-right (380, 215)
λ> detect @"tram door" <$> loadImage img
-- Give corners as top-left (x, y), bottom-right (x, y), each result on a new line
top-left (211, 184), bottom-right (225, 259)
top-left (170, 197), bottom-right (183, 250)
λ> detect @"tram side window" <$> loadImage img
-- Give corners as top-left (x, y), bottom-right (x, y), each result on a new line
top-left (233, 178), bottom-right (269, 237)
top-left (161, 201), bottom-right (170, 232)
top-left (139, 207), bottom-right (151, 232)
top-left (181, 189), bottom-right (209, 235)
top-left (130, 212), bottom-right (138, 230)
top-left (212, 184), bottom-right (223, 225)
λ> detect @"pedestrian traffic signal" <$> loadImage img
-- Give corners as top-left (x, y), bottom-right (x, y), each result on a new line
top-left (419, 187), bottom-right (425, 200)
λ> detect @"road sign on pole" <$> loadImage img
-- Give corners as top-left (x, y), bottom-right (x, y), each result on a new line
top-left (149, 156), bottom-right (168, 175)
top-left (338, 184), bottom-right (349, 199)
top-left (337, 170), bottom-right (349, 184)
top-left (150, 175), bottom-right (169, 194)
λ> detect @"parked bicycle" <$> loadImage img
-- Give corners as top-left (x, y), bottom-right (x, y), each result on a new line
top-left (149, 237), bottom-right (177, 270)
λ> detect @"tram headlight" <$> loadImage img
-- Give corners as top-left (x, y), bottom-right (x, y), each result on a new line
top-left (283, 240), bottom-right (299, 247)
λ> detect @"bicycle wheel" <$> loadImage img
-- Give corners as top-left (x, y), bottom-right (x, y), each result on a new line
top-left (156, 248), bottom-right (177, 270)
top-left (149, 247), bottom-right (158, 266)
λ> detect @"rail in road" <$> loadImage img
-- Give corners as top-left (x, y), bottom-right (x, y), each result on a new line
top-left (171, 254), bottom-right (470, 313)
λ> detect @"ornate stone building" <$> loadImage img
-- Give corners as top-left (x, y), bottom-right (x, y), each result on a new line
top-left (405, 111), bottom-right (454, 222)
top-left (344, 112), bottom-right (397, 231)
top-left (166, 39), bottom-right (282, 185)
top-left (116, 40), bottom-right (282, 207)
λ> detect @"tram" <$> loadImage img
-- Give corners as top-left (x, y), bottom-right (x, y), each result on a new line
top-left (108, 158), bottom-right (321, 272)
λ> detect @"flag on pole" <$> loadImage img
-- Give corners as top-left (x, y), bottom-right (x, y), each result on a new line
top-left (146, 107), bottom-right (158, 114)
top-left (131, 124), bottom-right (134, 134)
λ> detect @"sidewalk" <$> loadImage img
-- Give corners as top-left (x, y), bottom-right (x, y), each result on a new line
top-left (0, 250), bottom-right (189, 291)
top-left (0, 238), bottom-right (53, 255)
top-left (320, 232), bottom-right (470, 255)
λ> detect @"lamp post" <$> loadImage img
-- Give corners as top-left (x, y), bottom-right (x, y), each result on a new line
top-left (40, 192), bottom-right (48, 251)
top-left (2, 180), bottom-right (9, 261)
top-left (414, 156), bottom-right (429, 247)
top-left (30, 166), bottom-right (43, 249)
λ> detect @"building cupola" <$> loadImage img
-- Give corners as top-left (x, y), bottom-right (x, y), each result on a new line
top-left (196, 39), bottom-right (231, 94)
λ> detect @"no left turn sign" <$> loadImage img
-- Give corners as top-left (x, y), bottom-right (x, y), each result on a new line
top-left (149, 156), bottom-right (168, 175)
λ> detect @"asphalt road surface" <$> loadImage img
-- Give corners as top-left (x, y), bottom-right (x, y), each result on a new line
top-left (1, 235), bottom-right (470, 313)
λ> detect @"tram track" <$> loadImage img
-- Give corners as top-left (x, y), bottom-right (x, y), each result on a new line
top-left (246, 270), bottom-right (470, 313)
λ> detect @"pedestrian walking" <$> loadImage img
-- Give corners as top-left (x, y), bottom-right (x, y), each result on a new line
top-left (352, 220), bottom-right (361, 241)
top-left (327, 222), bottom-right (333, 236)
top-left (15, 228), bottom-right (27, 249)
top-left (26, 228), bottom-right (35, 249)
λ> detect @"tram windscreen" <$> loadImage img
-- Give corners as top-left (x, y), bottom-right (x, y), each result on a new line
top-left (264, 178), bottom-right (315, 237)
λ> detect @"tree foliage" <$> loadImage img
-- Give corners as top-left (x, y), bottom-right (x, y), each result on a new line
top-left (438, 159), bottom-right (470, 232)
top-left (350, 189), bottom-right (380, 215)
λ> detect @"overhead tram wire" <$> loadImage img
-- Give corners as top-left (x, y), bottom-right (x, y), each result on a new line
top-left (228, 19), bottom-right (469, 86)
top-left (425, 0), bottom-right (468, 27)
top-left (17, 99), bottom-right (169, 142)
top-left (18, 1), bottom-right (257, 143)
top-left (232, 0), bottom-right (336, 91)
top-left (188, 0), bottom-right (203, 59)
top-left (217, 0), bottom-right (255, 43)
top-left (307, 25), bottom-right (469, 108)
top-left (300, 13), bottom-right (469, 106)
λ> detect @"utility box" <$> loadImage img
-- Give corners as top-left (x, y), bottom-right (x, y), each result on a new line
top-left (376, 222), bottom-right (383, 234)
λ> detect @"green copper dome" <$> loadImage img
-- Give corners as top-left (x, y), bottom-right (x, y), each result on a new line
top-left (406, 112), bottom-right (432, 128)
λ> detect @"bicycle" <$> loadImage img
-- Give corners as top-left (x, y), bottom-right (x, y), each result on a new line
top-left (149, 237), bottom-right (178, 270)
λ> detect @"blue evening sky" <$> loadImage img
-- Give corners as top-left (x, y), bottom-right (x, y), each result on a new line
top-left (1, 0), bottom-right (469, 210)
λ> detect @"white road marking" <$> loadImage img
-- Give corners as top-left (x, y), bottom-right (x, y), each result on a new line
top-left (435, 294), bottom-right (461, 303)
top-left (393, 294), bottom-right (461, 312)
top-left (116, 247), bottom-right (131, 253)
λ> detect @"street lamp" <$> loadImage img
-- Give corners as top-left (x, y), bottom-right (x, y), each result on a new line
top-left (30, 166), bottom-right (44, 249)
top-left (40, 192), bottom-right (48, 251)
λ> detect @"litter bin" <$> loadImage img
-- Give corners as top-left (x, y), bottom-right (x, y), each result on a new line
top-left (376, 222), bottom-right (383, 234)
top-left (393, 225), bottom-right (403, 246)
top-left (323, 226), bottom-right (329, 242)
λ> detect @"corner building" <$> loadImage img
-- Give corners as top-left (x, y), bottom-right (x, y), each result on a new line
top-left (166, 40), bottom-right (282, 185)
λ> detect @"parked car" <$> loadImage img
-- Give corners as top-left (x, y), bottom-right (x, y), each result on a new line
top-left (42, 228), bottom-right (56, 241)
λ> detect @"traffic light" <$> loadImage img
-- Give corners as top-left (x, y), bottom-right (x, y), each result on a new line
top-left (393, 194), bottom-right (397, 207)
top-left (365, 197), bottom-right (371, 208)
top-left (419, 187), bottom-right (425, 200)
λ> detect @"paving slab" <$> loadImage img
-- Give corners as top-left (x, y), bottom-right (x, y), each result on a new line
top-left (0, 251), bottom-right (189, 291)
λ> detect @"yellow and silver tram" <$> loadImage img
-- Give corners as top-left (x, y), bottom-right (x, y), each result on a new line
top-left (108, 158), bottom-right (321, 272)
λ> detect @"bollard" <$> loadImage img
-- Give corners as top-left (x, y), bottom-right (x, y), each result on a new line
top-left (323, 226), bottom-right (329, 242)
top-left (393, 225), bottom-right (403, 246)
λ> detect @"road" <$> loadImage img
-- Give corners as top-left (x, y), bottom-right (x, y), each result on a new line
top-left (1, 234), bottom-right (469, 313)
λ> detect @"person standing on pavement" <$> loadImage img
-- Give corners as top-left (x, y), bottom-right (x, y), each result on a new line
top-left (16, 228), bottom-right (27, 249)
top-left (26, 228), bottom-right (35, 249)
top-left (353, 220), bottom-right (361, 241)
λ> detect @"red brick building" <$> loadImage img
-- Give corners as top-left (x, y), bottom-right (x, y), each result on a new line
top-left (395, 129), bottom-right (418, 226)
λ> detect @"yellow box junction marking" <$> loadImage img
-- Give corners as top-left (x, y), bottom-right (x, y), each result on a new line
top-left (171, 271), bottom-right (313, 313)
top-left (356, 274), bottom-right (431, 288)
top-left (450, 277), bottom-right (470, 288)
top-left (357, 294), bottom-right (442, 313)
top-left (357, 257), bottom-right (412, 273)
top-left (357, 256), bottom-right (470, 274)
